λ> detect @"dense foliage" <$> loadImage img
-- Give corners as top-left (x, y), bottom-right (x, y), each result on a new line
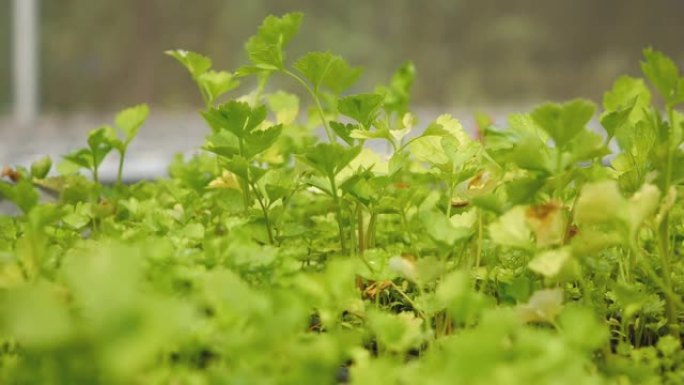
top-left (2, 13), bottom-right (684, 385)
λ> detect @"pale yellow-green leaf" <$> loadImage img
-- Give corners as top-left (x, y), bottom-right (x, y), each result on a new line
top-left (410, 135), bottom-right (449, 165)
top-left (402, 112), bottom-right (416, 130)
top-left (517, 288), bottom-right (564, 324)
top-left (450, 208), bottom-right (477, 229)
top-left (435, 114), bottom-right (471, 145)
top-left (575, 180), bottom-right (626, 226)
top-left (528, 247), bottom-right (572, 278)
top-left (627, 183), bottom-right (660, 231)
top-left (525, 203), bottom-right (566, 248)
top-left (488, 206), bottom-right (533, 249)
top-left (388, 256), bottom-right (416, 281)
top-left (267, 91), bottom-right (299, 125)
top-left (342, 148), bottom-right (388, 177)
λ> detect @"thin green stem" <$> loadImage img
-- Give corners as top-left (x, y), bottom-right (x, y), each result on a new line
top-left (196, 77), bottom-right (211, 108)
top-left (475, 208), bottom-right (483, 269)
top-left (657, 105), bottom-right (678, 336)
top-left (116, 149), bottom-right (126, 185)
top-left (554, 150), bottom-right (564, 199)
top-left (252, 73), bottom-right (270, 106)
top-left (666, 105), bottom-right (676, 184)
top-left (446, 182), bottom-right (455, 218)
top-left (329, 174), bottom-right (347, 253)
top-left (283, 69), bottom-right (335, 142)
top-left (562, 193), bottom-right (581, 244)
top-left (348, 205), bottom-right (358, 253)
top-left (237, 138), bottom-right (252, 211)
top-left (249, 181), bottom-right (275, 244)
top-left (366, 211), bottom-right (378, 249)
top-left (241, 183), bottom-right (250, 211)
top-left (357, 203), bottom-right (365, 254)
top-left (400, 208), bottom-right (420, 257)
top-left (390, 281), bottom-right (427, 321)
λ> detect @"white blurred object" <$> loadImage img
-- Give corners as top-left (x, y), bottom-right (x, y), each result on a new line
top-left (13, 0), bottom-right (39, 125)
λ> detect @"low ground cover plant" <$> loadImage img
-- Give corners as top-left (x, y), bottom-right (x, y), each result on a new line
top-left (2, 12), bottom-right (684, 385)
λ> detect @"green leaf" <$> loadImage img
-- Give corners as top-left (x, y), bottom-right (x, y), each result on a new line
top-left (204, 130), bottom-right (240, 158)
top-left (420, 210), bottom-right (473, 248)
top-left (245, 13), bottom-right (303, 70)
top-left (528, 247), bottom-right (572, 278)
top-left (345, 148), bottom-right (388, 176)
top-left (221, 156), bottom-right (266, 183)
top-left (181, 222), bottom-right (205, 240)
top-left (262, 168), bottom-right (295, 202)
top-left (626, 183), bottom-right (660, 233)
top-left (559, 306), bottom-right (609, 351)
top-left (574, 180), bottom-right (626, 227)
top-left (0, 179), bottom-right (39, 213)
top-left (87, 126), bottom-right (116, 168)
top-left (563, 129), bottom-right (609, 165)
top-left (615, 119), bottom-right (656, 160)
top-left (367, 310), bottom-right (426, 353)
top-left (602, 75), bottom-right (651, 119)
top-left (267, 91), bottom-right (299, 125)
top-left (339, 171), bottom-right (376, 204)
top-left (203, 102), bottom-right (281, 159)
top-left (531, 99), bottom-right (596, 148)
top-left (410, 135), bottom-right (449, 165)
top-left (30, 156), bottom-right (52, 179)
top-left (486, 113), bottom-right (552, 172)
top-left (436, 270), bottom-right (486, 323)
top-left (165, 49), bottom-right (212, 78)
top-left (166, 50), bottom-right (238, 106)
top-left (115, 104), bottom-right (149, 143)
top-left (300, 143), bottom-right (362, 177)
top-left (441, 134), bottom-right (481, 169)
top-left (600, 104), bottom-right (634, 139)
top-left (640, 47), bottom-right (684, 106)
top-left (197, 71), bottom-right (240, 105)
top-left (509, 135), bottom-right (553, 173)
top-left (516, 288), bottom-right (564, 324)
top-left (600, 76), bottom-right (651, 139)
top-left (505, 174), bottom-right (545, 204)
top-left (329, 121), bottom-right (358, 146)
top-left (426, 114), bottom-right (472, 144)
top-left (388, 150), bottom-right (409, 176)
top-left (202, 101), bottom-right (268, 137)
top-left (488, 206), bottom-right (533, 249)
top-left (610, 283), bottom-right (650, 320)
top-left (376, 61), bottom-right (415, 116)
top-left (62, 202), bottom-right (92, 230)
top-left (244, 124), bottom-right (283, 158)
top-left (62, 148), bottom-right (94, 171)
top-left (294, 51), bottom-right (362, 94)
top-left (409, 115), bottom-right (473, 167)
top-left (337, 93), bottom-right (384, 129)
top-left (573, 181), bottom-right (659, 242)
top-left (657, 335), bottom-right (681, 357)
top-left (511, 142), bottom-right (551, 173)
top-left (349, 127), bottom-right (392, 143)
top-left (525, 202), bottom-right (566, 248)
top-left (1, 283), bottom-right (73, 348)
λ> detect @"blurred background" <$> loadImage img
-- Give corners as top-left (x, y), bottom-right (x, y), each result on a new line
top-left (1, 0), bottom-right (684, 179)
